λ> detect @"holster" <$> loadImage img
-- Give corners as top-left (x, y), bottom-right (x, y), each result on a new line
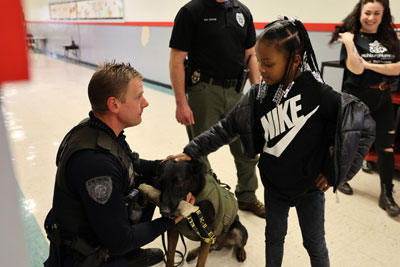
top-left (235, 66), bottom-right (250, 93)
top-left (184, 59), bottom-right (192, 91)
top-left (44, 209), bottom-right (109, 267)
top-left (235, 55), bottom-right (252, 93)
top-left (44, 210), bottom-right (63, 267)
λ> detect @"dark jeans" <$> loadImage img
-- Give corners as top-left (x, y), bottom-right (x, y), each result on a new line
top-left (264, 187), bottom-right (329, 267)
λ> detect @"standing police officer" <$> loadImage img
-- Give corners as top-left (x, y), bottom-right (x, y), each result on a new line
top-left (44, 63), bottom-right (187, 267)
top-left (169, 0), bottom-right (265, 217)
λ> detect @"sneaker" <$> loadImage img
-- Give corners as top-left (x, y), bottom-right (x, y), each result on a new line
top-left (338, 182), bottom-right (354, 195)
top-left (125, 248), bottom-right (164, 267)
top-left (238, 199), bottom-right (265, 218)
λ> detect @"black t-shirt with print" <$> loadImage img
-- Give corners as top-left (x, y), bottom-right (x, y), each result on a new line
top-left (169, 0), bottom-right (256, 79)
top-left (254, 72), bottom-right (340, 204)
top-left (340, 32), bottom-right (400, 88)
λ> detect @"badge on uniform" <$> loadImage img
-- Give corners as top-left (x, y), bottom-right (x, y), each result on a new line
top-left (86, 176), bottom-right (113, 204)
top-left (236, 13), bottom-right (245, 27)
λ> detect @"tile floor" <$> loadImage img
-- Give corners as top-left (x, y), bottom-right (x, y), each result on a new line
top-left (1, 53), bottom-right (399, 267)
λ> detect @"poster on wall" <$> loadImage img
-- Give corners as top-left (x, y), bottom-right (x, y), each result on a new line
top-left (50, 0), bottom-right (123, 20)
top-left (77, 0), bottom-right (123, 19)
top-left (49, 1), bottom-right (77, 20)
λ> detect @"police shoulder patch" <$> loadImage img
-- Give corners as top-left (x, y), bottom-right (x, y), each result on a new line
top-left (86, 176), bottom-right (113, 204)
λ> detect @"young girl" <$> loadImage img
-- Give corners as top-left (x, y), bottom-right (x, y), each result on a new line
top-left (168, 17), bottom-right (375, 266)
top-left (329, 0), bottom-right (400, 217)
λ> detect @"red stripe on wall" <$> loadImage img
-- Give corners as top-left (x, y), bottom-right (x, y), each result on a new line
top-left (26, 20), bottom-right (175, 27)
top-left (27, 20), bottom-right (400, 32)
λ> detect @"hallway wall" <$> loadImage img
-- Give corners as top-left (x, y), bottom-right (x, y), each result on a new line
top-left (23, 0), bottom-right (400, 90)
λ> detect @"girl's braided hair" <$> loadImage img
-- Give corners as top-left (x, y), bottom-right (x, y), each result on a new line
top-left (257, 17), bottom-right (323, 85)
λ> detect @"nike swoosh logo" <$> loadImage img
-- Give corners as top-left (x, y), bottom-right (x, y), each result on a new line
top-left (263, 106), bottom-right (320, 157)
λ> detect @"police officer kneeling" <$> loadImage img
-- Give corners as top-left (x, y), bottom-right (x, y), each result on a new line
top-left (44, 62), bottom-right (187, 267)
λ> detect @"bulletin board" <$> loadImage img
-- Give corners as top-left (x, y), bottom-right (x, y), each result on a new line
top-left (49, 1), bottom-right (77, 20)
top-left (49, 0), bottom-right (124, 20)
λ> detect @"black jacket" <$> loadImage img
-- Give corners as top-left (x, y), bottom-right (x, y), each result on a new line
top-left (184, 84), bottom-right (376, 192)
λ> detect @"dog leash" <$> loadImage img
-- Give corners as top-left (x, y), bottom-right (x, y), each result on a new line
top-left (161, 232), bottom-right (187, 267)
top-left (186, 209), bottom-right (217, 244)
top-left (161, 209), bottom-right (216, 266)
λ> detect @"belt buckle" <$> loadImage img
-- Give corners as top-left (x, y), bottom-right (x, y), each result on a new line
top-left (378, 82), bottom-right (387, 91)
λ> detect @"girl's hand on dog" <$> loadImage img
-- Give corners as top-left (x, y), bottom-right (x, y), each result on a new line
top-left (316, 174), bottom-right (330, 192)
top-left (174, 192), bottom-right (196, 224)
top-left (163, 153), bottom-right (192, 162)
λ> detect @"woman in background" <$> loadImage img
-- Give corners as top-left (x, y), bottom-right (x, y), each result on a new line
top-left (330, 0), bottom-right (400, 216)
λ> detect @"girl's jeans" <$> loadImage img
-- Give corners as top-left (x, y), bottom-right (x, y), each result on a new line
top-left (264, 187), bottom-right (329, 267)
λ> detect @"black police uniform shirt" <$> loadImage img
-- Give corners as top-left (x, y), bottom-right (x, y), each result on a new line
top-left (254, 72), bottom-right (340, 204)
top-left (340, 32), bottom-right (400, 88)
top-left (169, 0), bottom-right (256, 80)
top-left (65, 122), bottom-right (174, 255)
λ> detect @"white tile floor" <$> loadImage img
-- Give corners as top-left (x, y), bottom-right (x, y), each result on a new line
top-left (1, 53), bottom-right (400, 267)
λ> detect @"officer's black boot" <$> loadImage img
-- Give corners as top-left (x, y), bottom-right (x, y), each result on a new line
top-left (379, 183), bottom-right (400, 217)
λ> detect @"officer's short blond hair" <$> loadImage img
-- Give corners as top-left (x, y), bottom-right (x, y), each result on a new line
top-left (88, 62), bottom-right (143, 114)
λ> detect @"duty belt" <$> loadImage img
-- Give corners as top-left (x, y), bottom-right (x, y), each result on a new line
top-left (200, 74), bottom-right (237, 88)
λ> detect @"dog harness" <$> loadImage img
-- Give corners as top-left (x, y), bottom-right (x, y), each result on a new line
top-left (176, 174), bottom-right (238, 242)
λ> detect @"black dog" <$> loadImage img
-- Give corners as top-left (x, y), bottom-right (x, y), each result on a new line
top-left (157, 160), bottom-right (248, 267)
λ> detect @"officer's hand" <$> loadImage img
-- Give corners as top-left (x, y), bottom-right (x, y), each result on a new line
top-left (174, 193), bottom-right (195, 224)
top-left (186, 192), bottom-right (195, 205)
top-left (163, 153), bottom-right (192, 163)
top-left (316, 173), bottom-right (330, 192)
top-left (176, 102), bottom-right (195, 126)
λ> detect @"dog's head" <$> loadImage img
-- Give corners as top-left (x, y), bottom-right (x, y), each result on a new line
top-left (157, 160), bottom-right (204, 218)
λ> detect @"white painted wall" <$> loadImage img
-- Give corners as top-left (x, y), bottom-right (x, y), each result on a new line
top-left (23, 0), bottom-right (400, 24)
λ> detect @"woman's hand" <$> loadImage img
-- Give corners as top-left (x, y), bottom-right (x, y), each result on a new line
top-left (316, 173), bottom-right (330, 192)
top-left (338, 32), bottom-right (354, 44)
top-left (163, 153), bottom-right (192, 163)
top-left (340, 32), bottom-right (365, 75)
